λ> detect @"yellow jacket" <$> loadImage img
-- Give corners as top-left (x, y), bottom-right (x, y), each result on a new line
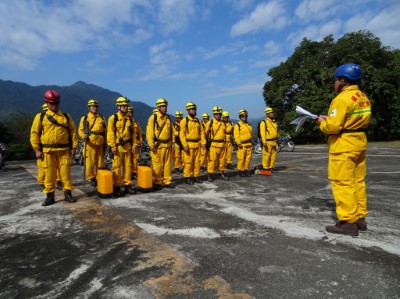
top-left (233, 121), bottom-right (253, 148)
top-left (320, 85), bottom-right (371, 153)
top-left (30, 110), bottom-right (78, 152)
top-left (224, 121), bottom-right (233, 142)
top-left (107, 112), bottom-right (136, 152)
top-left (78, 112), bottom-right (106, 145)
top-left (179, 116), bottom-right (206, 149)
top-left (260, 118), bottom-right (279, 145)
top-left (133, 119), bottom-right (143, 147)
top-left (146, 112), bottom-right (174, 148)
top-left (205, 119), bottom-right (226, 148)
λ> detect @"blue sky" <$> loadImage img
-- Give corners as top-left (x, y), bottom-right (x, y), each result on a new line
top-left (1, 0), bottom-right (399, 118)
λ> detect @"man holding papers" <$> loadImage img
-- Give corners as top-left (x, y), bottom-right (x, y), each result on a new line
top-left (315, 64), bottom-right (371, 236)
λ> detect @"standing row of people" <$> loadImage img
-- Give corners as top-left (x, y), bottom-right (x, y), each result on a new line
top-left (30, 90), bottom-right (280, 205)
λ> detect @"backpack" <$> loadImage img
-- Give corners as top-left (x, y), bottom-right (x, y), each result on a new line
top-left (257, 120), bottom-right (267, 139)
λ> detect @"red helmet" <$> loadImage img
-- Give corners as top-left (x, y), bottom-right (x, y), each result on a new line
top-left (44, 90), bottom-right (60, 103)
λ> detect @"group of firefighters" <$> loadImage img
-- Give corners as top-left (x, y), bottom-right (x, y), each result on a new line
top-left (29, 63), bottom-right (372, 237)
top-left (30, 91), bottom-right (279, 206)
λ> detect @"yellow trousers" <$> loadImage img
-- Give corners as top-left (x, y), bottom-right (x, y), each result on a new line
top-left (207, 146), bottom-right (226, 173)
top-left (37, 158), bottom-right (60, 184)
top-left (151, 147), bottom-right (172, 185)
top-left (200, 147), bottom-right (207, 166)
top-left (262, 143), bottom-right (277, 169)
top-left (328, 151), bottom-right (368, 223)
top-left (183, 147), bottom-right (201, 178)
top-left (174, 146), bottom-right (183, 169)
top-left (112, 149), bottom-right (132, 187)
top-left (43, 150), bottom-right (73, 193)
top-left (236, 146), bottom-right (252, 171)
top-left (225, 141), bottom-right (233, 164)
top-left (84, 142), bottom-right (104, 181)
top-left (132, 147), bottom-right (140, 174)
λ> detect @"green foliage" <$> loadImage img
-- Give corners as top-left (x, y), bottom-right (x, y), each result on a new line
top-left (7, 144), bottom-right (35, 160)
top-left (263, 30), bottom-right (400, 142)
top-left (0, 122), bottom-right (12, 143)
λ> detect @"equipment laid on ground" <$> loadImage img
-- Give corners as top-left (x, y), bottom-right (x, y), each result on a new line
top-left (96, 168), bottom-right (113, 198)
top-left (137, 165), bottom-right (153, 192)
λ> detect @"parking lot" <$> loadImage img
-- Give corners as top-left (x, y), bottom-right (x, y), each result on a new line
top-left (1, 145), bottom-right (399, 298)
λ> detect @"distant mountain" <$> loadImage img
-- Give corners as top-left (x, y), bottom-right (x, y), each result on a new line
top-left (0, 79), bottom-right (155, 129)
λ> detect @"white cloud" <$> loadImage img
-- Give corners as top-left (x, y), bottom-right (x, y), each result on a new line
top-left (157, 0), bottom-right (195, 34)
top-left (230, 1), bottom-right (289, 36)
top-left (263, 41), bottom-right (281, 56)
top-left (295, 0), bottom-right (338, 22)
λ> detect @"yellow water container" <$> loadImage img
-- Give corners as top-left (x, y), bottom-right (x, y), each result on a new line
top-left (96, 169), bottom-right (113, 198)
top-left (137, 165), bottom-right (153, 192)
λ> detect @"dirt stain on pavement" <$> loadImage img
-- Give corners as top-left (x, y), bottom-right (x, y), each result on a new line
top-left (22, 162), bottom-right (254, 299)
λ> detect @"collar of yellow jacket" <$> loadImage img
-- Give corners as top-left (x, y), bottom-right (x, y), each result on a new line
top-left (341, 85), bottom-right (359, 92)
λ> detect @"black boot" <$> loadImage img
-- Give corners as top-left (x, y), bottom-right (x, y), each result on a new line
top-left (64, 190), bottom-right (76, 203)
top-left (193, 177), bottom-right (203, 184)
top-left (125, 185), bottom-right (137, 194)
top-left (239, 171), bottom-right (246, 177)
top-left (220, 172), bottom-right (229, 180)
top-left (90, 178), bottom-right (97, 187)
top-left (227, 163), bottom-right (234, 169)
top-left (42, 192), bottom-right (55, 206)
top-left (113, 187), bottom-right (124, 197)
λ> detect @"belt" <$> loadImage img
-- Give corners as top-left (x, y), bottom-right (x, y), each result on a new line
top-left (186, 138), bottom-right (200, 142)
top-left (212, 140), bottom-right (224, 143)
top-left (155, 138), bottom-right (171, 144)
top-left (117, 139), bottom-right (132, 146)
top-left (89, 131), bottom-right (104, 136)
top-left (241, 138), bottom-right (252, 144)
top-left (340, 129), bottom-right (366, 133)
top-left (266, 138), bottom-right (276, 141)
top-left (42, 143), bottom-right (70, 148)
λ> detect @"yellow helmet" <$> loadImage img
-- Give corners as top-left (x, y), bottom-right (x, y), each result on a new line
top-left (128, 105), bottom-right (134, 112)
top-left (87, 99), bottom-right (99, 107)
top-left (153, 108), bottom-right (158, 114)
top-left (265, 107), bottom-right (273, 114)
top-left (42, 103), bottom-right (48, 112)
top-left (156, 98), bottom-right (168, 106)
top-left (116, 96), bottom-right (129, 106)
top-left (202, 113), bottom-right (210, 119)
top-left (238, 109), bottom-right (248, 117)
top-left (212, 106), bottom-right (223, 114)
top-left (175, 110), bottom-right (183, 118)
top-left (186, 101), bottom-right (197, 110)
top-left (222, 111), bottom-right (229, 117)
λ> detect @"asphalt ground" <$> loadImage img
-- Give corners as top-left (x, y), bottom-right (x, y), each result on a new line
top-left (1, 145), bottom-right (400, 299)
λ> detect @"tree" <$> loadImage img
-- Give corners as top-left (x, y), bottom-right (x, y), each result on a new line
top-left (263, 30), bottom-right (400, 142)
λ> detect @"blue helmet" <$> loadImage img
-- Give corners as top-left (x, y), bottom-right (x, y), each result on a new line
top-left (333, 64), bottom-right (362, 80)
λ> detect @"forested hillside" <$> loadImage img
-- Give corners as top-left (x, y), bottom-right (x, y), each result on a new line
top-left (0, 80), bottom-right (154, 129)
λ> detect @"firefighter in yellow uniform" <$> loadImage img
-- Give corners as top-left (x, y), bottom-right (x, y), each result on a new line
top-left (260, 107), bottom-right (279, 175)
top-left (316, 64), bottom-right (371, 236)
top-left (179, 102), bottom-right (206, 184)
top-left (222, 111), bottom-right (234, 169)
top-left (173, 110), bottom-right (184, 173)
top-left (199, 113), bottom-right (210, 171)
top-left (146, 98), bottom-right (175, 190)
top-left (127, 105), bottom-right (143, 180)
top-left (36, 103), bottom-right (62, 189)
top-left (233, 109), bottom-right (254, 177)
top-left (30, 90), bottom-right (78, 206)
top-left (205, 106), bottom-right (229, 182)
top-left (107, 97), bottom-right (136, 196)
top-left (78, 99), bottom-right (107, 186)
